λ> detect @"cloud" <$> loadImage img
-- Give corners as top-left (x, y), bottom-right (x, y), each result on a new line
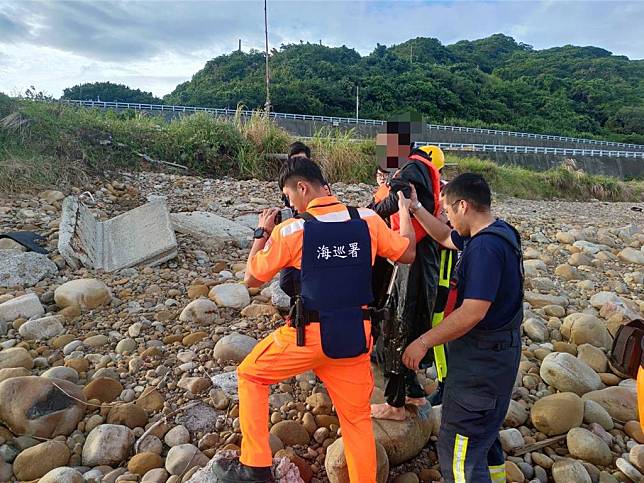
top-left (0, 0), bottom-right (642, 98)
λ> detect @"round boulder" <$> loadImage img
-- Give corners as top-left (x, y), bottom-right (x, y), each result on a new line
top-left (18, 315), bottom-right (65, 340)
top-left (54, 278), bottom-right (111, 310)
top-left (582, 386), bottom-right (638, 421)
top-left (12, 440), bottom-right (71, 480)
top-left (270, 420), bottom-right (310, 447)
top-left (165, 444), bottom-right (209, 476)
top-left (82, 424), bottom-right (135, 466)
top-left (0, 376), bottom-right (85, 438)
top-left (371, 405), bottom-right (433, 465)
top-left (39, 467), bottom-right (84, 483)
top-left (531, 392), bottom-right (583, 436)
top-left (566, 427), bottom-right (612, 466)
top-left (179, 298), bottom-right (220, 325)
top-left (0, 347), bottom-right (33, 369)
top-left (552, 459), bottom-right (591, 483)
top-left (208, 283), bottom-right (250, 309)
top-left (540, 352), bottom-right (602, 395)
top-left (325, 437), bottom-right (389, 483)
top-left (213, 332), bottom-right (258, 363)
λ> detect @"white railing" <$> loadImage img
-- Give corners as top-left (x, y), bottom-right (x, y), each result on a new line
top-left (413, 142), bottom-right (644, 159)
top-left (60, 99), bottom-right (644, 151)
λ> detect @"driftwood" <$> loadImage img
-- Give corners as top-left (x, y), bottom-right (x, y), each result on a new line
top-left (137, 152), bottom-right (188, 170)
top-left (511, 434), bottom-right (567, 456)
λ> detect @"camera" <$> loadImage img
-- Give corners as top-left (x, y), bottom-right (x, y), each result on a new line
top-left (388, 178), bottom-right (412, 198)
top-left (275, 207), bottom-right (293, 224)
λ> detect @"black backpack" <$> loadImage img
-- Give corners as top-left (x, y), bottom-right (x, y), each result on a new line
top-left (609, 319), bottom-right (644, 379)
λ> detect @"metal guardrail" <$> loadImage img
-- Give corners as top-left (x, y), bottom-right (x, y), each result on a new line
top-left (60, 99), bottom-right (384, 126)
top-left (413, 141), bottom-right (644, 159)
top-left (61, 99), bottom-right (644, 151)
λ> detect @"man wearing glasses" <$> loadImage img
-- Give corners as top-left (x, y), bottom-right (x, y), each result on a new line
top-left (402, 173), bottom-right (524, 483)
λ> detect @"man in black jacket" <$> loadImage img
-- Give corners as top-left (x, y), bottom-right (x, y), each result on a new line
top-left (370, 125), bottom-right (443, 420)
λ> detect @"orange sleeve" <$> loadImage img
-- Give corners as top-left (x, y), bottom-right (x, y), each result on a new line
top-left (371, 215), bottom-right (410, 261)
top-left (247, 225), bottom-right (294, 283)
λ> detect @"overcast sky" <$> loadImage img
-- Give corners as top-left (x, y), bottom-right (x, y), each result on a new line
top-left (1, 0), bottom-right (642, 99)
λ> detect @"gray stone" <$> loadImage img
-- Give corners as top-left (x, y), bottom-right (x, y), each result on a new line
top-left (270, 281), bottom-right (290, 311)
top-left (524, 318), bottom-right (549, 342)
top-left (164, 425), bottom-right (190, 447)
top-left (233, 213), bottom-right (260, 230)
top-left (582, 386), bottom-right (638, 421)
top-left (54, 278), bottom-right (111, 310)
top-left (583, 399), bottom-right (614, 430)
top-left (540, 352), bottom-right (602, 395)
top-left (179, 298), bottom-right (220, 325)
top-left (18, 315), bottom-right (65, 340)
top-left (213, 332), bottom-right (257, 363)
top-left (525, 292), bottom-right (569, 309)
top-left (616, 458), bottom-right (644, 481)
top-left (210, 372), bottom-right (239, 399)
top-left (372, 403), bottom-right (433, 465)
top-left (618, 247), bottom-right (644, 265)
top-left (39, 467), bottom-right (84, 483)
top-left (0, 376), bottom-right (85, 438)
top-left (172, 211), bottom-right (253, 249)
top-left (165, 444), bottom-right (209, 476)
top-left (504, 399), bottom-right (529, 427)
top-left (552, 459), bottom-right (591, 483)
top-left (0, 250), bottom-right (58, 288)
top-left (82, 424), bottom-right (134, 466)
top-left (566, 427), bottom-right (612, 466)
top-left (41, 366), bottom-right (79, 383)
top-left (59, 196), bottom-right (177, 272)
top-left (499, 428), bottom-right (525, 453)
top-left (325, 438), bottom-right (389, 483)
top-left (0, 293), bottom-right (44, 323)
top-left (209, 283), bottom-right (250, 309)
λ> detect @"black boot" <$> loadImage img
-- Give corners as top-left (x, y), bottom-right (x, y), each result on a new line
top-left (212, 457), bottom-right (273, 482)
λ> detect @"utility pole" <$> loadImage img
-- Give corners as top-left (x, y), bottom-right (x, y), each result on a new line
top-left (355, 85), bottom-right (359, 121)
top-left (264, 0), bottom-right (271, 112)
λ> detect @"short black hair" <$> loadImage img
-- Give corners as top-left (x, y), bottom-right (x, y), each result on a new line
top-left (443, 173), bottom-right (491, 211)
top-left (279, 157), bottom-right (327, 190)
top-left (376, 166), bottom-right (388, 175)
top-left (288, 141), bottom-right (311, 159)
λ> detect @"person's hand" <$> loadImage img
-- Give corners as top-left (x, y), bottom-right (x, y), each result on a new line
top-left (409, 183), bottom-right (418, 205)
top-left (397, 190), bottom-right (411, 213)
top-left (258, 208), bottom-right (279, 234)
top-left (402, 337), bottom-right (430, 371)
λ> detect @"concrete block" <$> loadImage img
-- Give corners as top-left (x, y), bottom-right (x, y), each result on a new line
top-left (58, 196), bottom-right (177, 272)
top-left (172, 212), bottom-right (253, 248)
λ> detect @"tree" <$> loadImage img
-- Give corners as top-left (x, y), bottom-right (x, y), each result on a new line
top-left (61, 82), bottom-right (161, 104)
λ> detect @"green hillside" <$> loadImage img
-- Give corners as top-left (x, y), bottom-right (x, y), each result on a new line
top-left (164, 34), bottom-right (644, 143)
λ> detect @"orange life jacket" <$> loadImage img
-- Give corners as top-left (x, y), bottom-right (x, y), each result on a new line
top-left (390, 154), bottom-right (441, 242)
top-left (373, 183), bottom-right (390, 204)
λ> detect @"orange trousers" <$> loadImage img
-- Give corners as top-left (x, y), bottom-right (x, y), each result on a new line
top-left (638, 366), bottom-right (644, 433)
top-left (237, 323), bottom-right (377, 482)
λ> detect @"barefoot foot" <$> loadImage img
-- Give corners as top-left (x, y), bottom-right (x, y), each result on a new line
top-left (370, 403), bottom-right (407, 420)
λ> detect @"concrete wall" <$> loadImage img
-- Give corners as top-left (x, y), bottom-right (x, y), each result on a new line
top-left (449, 151), bottom-right (642, 180)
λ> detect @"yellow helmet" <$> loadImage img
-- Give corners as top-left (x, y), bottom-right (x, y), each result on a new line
top-left (416, 145), bottom-right (445, 171)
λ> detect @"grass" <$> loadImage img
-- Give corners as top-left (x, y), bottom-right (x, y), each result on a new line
top-left (0, 97), bottom-right (642, 202)
top-left (449, 155), bottom-right (644, 202)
